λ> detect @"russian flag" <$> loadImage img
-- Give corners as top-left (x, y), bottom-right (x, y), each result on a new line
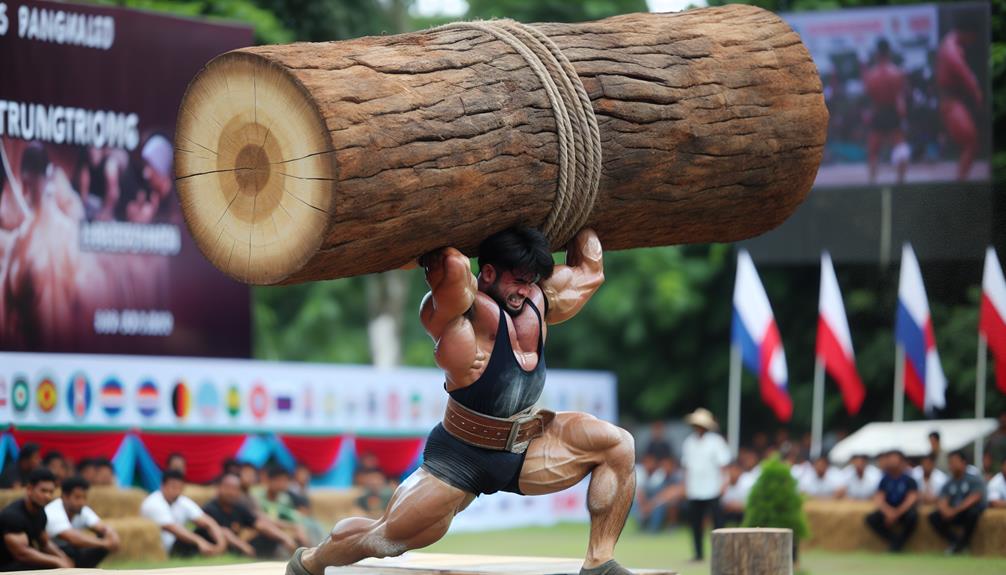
top-left (895, 244), bottom-right (946, 413)
top-left (732, 249), bottom-right (792, 422)
top-left (980, 247), bottom-right (1006, 394)
top-left (817, 252), bottom-right (865, 415)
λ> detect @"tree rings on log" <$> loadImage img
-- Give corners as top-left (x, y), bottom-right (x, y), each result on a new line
top-left (175, 53), bottom-right (336, 285)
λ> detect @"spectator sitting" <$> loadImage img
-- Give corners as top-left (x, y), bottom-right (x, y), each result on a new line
top-left (202, 473), bottom-right (297, 558)
top-left (644, 421), bottom-right (673, 461)
top-left (843, 454), bottom-right (882, 500)
top-left (253, 466), bottom-right (313, 546)
top-left (166, 453), bottom-right (187, 478)
top-left (353, 467), bottom-right (395, 518)
top-left (0, 443), bottom-right (42, 489)
top-left (929, 431), bottom-right (949, 473)
top-left (289, 462), bottom-right (312, 513)
top-left (91, 458), bottom-right (116, 487)
top-left (912, 453), bottom-right (949, 504)
top-left (720, 461), bottom-right (749, 524)
top-left (984, 457), bottom-right (1005, 508)
top-left (0, 468), bottom-right (73, 570)
top-left (865, 450), bottom-right (918, 552)
top-left (44, 476), bottom-right (120, 567)
top-left (787, 449), bottom-right (813, 484)
top-left (928, 450), bottom-right (986, 554)
top-left (76, 458), bottom-right (97, 485)
top-left (798, 456), bottom-right (847, 499)
top-left (141, 470), bottom-right (227, 557)
top-left (42, 452), bottom-right (69, 485)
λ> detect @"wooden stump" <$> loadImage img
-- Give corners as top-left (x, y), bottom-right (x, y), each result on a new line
top-left (711, 528), bottom-right (792, 575)
top-left (175, 4), bottom-right (826, 285)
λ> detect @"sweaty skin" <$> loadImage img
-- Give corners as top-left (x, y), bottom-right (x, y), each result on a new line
top-left (300, 229), bottom-right (636, 574)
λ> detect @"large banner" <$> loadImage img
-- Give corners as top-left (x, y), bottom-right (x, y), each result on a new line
top-left (0, 0), bottom-right (253, 356)
top-left (0, 352), bottom-right (618, 434)
top-left (783, 2), bottom-right (991, 187)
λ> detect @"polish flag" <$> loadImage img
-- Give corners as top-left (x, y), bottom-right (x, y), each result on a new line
top-left (980, 247), bottom-right (1006, 394)
top-left (732, 249), bottom-right (792, 422)
top-left (817, 252), bottom-right (865, 415)
top-left (895, 244), bottom-right (946, 413)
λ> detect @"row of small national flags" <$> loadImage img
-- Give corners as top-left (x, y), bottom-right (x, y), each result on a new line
top-left (731, 245), bottom-right (1006, 422)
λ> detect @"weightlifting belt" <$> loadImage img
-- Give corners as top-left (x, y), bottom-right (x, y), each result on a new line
top-left (443, 396), bottom-right (555, 454)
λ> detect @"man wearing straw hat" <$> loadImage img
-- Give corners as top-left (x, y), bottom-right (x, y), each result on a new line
top-left (680, 408), bottom-right (731, 563)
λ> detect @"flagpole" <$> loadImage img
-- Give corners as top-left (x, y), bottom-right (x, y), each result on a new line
top-left (975, 333), bottom-right (988, 465)
top-left (811, 356), bottom-right (825, 459)
top-left (728, 343), bottom-right (741, 457)
top-left (893, 344), bottom-right (905, 422)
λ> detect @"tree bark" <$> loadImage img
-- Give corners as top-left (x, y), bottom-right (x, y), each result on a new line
top-left (711, 528), bottom-right (793, 575)
top-left (175, 4), bottom-right (827, 285)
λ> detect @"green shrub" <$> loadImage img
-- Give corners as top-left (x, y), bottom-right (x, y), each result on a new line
top-left (742, 454), bottom-right (809, 541)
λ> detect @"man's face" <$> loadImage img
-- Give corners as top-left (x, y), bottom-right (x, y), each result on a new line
top-left (162, 478), bottom-right (184, 503)
top-left (218, 477), bottom-right (242, 505)
top-left (93, 465), bottom-right (114, 486)
top-left (886, 455), bottom-right (903, 474)
top-left (268, 474), bottom-right (289, 494)
top-left (63, 488), bottom-right (88, 517)
top-left (239, 466), bottom-right (258, 489)
top-left (484, 266), bottom-right (539, 316)
top-left (948, 455), bottom-right (965, 475)
top-left (143, 161), bottom-right (172, 199)
top-left (641, 454), bottom-right (657, 474)
top-left (921, 457), bottom-right (934, 474)
top-left (929, 435), bottom-right (940, 450)
top-left (27, 481), bottom-right (56, 508)
top-left (47, 459), bottom-right (68, 481)
top-left (814, 459), bottom-right (829, 477)
top-left (20, 171), bottom-right (44, 206)
top-left (727, 464), bottom-right (742, 482)
top-left (852, 457), bottom-right (867, 474)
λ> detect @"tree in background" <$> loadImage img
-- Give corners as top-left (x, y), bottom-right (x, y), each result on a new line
top-left (742, 455), bottom-right (809, 557)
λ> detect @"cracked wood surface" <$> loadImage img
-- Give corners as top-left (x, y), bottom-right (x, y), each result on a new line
top-left (175, 4), bottom-right (826, 285)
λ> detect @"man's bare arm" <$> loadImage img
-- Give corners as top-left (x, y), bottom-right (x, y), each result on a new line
top-left (540, 228), bottom-right (603, 325)
top-left (419, 247), bottom-right (477, 338)
top-left (4, 532), bottom-right (71, 568)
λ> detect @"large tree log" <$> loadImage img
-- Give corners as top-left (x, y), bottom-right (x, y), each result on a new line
top-left (711, 528), bottom-right (793, 575)
top-left (175, 4), bottom-right (826, 285)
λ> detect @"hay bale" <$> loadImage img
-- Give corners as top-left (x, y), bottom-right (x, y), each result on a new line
top-left (183, 484), bottom-right (217, 507)
top-left (88, 486), bottom-right (147, 518)
top-left (0, 488), bottom-right (21, 509)
top-left (105, 516), bottom-right (167, 562)
top-left (308, 488), bottom-right (364, 529)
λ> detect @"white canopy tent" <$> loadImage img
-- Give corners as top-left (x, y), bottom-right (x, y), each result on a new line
top-left (828, 419), bottom-right (998, 464)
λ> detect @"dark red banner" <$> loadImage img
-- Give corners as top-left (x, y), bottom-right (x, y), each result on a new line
top-left (0, 0), bottom-right (253, 356)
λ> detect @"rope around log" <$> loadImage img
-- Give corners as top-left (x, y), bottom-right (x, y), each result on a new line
top-left (434, 19), bottom-right (602, 248)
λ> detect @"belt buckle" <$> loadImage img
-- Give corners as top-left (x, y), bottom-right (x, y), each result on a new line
top-left (505, 412), bottom-right (539, 454)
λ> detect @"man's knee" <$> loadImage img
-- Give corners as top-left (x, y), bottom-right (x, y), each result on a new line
top-left (865, 511), bottom-right (882, 529)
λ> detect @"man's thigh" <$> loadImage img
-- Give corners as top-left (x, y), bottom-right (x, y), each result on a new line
top-left (517, 411), bottom-right (629, 496)
top-left (380, 467), bottom-right (475, 548)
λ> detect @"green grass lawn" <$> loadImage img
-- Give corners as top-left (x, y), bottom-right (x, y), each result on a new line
top-left (105, 523), bottom-right (1006, 574)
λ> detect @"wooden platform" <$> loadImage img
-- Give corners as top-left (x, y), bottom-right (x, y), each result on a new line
top-left (18, 553), bottom-right (675, 575)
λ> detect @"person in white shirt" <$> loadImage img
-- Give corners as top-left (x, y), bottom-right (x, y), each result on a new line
top-left (798, 456), bottom-right (847, 499)
top-left (141, 470), bottom-right (227, 557)
top-left (44, 476), bottom-right (120, 567)
top-left (987, 457), bottom-right (1006, 508)
top-left (720, 461), bottom-right (751, 524)
top-left (912, 453), bottom-right (949, 504)
top-left (843, 454), bottom-right (883, 500)
top-left (680, 408), bottom-right (731, 562)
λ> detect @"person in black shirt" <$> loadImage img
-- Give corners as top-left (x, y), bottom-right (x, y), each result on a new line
top-left (202, 474), bottom-right (297, 558)
top-left (0, 443), bottom-right (42, 489)
top-left (0, 468), bottom-right (73, 570)
top-left (865, 450), bottom-right (918, 552)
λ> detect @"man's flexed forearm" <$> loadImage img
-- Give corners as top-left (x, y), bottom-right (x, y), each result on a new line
top-left (541, 229), bottom-right (604, 325)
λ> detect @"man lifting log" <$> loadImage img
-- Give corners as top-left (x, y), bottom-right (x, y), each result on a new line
top-left (287, 226), bottom-right (636, 575)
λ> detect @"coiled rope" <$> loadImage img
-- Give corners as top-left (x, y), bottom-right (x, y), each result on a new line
top-left (436, 19), bottom-right (602, 247)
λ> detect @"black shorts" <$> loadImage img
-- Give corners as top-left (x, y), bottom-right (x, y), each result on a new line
top-left (421, 423), bottom-right (526, 496)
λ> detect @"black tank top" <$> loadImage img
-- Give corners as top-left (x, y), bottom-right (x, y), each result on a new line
top-left (449, 299), bottom-right (546, 418)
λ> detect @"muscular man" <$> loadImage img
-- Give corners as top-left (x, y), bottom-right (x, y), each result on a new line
top-left (936, 26), bottom-right (983, 181)
top-left (862, 38), bottom-right (909, 185)
top-left (288, 227), bottom-right (637, 575)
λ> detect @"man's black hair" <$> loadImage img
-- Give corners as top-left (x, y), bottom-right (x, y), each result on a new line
top-left (27, 468), bottom-right (56, 486)
top-left (61, 476), bottom-right (90, 495)
top-left (876, 37), bottom-right (892, 58)
top-left (42, 451), bottom-right (65, 465)
top-left (929, 430), bottom-right (941, 441)
top-left (167, 452), bottom-right (186, 463)
top-left (76, 458), bottom-right (96, 473)
top-left (477, 226), bottom-right (554, 281)
top-left (17, 443), bottom-right (40, 464)
top-left (93, 457), bottom-right (114, 470)
top-left (266, 465), bottom-right (290, 480)
top-left (20, 142), bottom-right (49, 177)
top-left (889, 449), bottom-right (905, 460)
top-left (162, 469), bottom-right (186, 484)
top-left (948, 449), bottom-right (968, 463)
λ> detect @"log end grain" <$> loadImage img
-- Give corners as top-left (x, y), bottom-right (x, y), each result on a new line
top-left (174, 51), bottom-right (337, 285)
